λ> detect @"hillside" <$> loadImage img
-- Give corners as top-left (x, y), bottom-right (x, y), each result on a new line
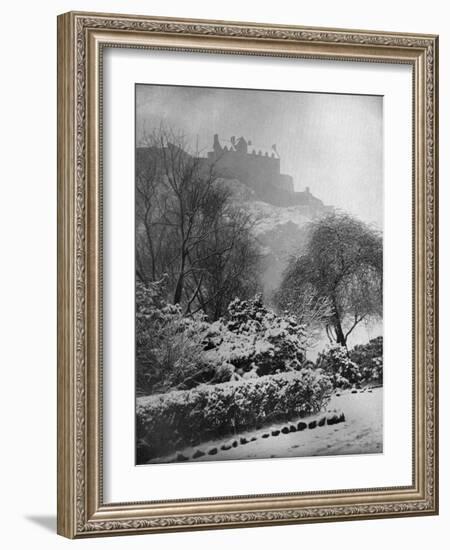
top-left (233, 193), bottom-right (331, 293)
top-left (216, 177), bottom-right (332, 293)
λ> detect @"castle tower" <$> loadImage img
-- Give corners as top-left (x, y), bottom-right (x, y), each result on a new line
top-left (235, 136), bottom-right (248, 154)
top-left (213, 134), bottom-right (222, 156)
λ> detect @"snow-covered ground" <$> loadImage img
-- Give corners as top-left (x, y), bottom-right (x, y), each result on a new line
top-left (308, 322), bottom-right (383, 360)
top-left (152, 387), bottom-right (383, 464)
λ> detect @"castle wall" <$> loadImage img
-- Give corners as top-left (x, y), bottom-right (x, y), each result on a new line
top-left (136, 136), bottom-right (327, 212)
top-left (207, 149), bottom-right (290, 198)
top-left (278, 174), bottom-right (294, 193)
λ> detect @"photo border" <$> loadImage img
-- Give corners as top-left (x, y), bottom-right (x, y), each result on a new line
top-left (134, 80), bottom-right (385, 467)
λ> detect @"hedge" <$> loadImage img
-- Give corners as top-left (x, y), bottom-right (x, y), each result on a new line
top-left (136, 368), bottom-right (332, 462)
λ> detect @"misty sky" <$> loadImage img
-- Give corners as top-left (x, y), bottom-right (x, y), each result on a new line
top-left (136, 84), bottom-right (383, 227)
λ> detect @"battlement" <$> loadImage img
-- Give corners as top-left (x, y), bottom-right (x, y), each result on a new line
top-left (205, 134), bottom-right (294, 195)
top-left (136, 134), bottom-right (327, 211)
top-left (209, 134), bottom-right (281, 159)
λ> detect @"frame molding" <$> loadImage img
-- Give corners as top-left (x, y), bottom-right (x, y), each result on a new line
top-left (57, 11), bottom-right (438, 538)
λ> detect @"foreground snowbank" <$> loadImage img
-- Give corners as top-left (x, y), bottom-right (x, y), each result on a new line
top-left (151, 387), bottom-right (382, 463)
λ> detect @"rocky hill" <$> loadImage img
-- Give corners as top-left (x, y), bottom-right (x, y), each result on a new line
top-left (220, 178), bottom-right (332, 294)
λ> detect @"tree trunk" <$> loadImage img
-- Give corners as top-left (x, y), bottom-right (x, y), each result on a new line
top-left (173, 253), bottom-right (186, 304)
top-left (333, 319), bottom-right (347, 348)
top-left (331, 299), bottom-right (347, 349)
top-left (173, 273), bottom-right (184, 304)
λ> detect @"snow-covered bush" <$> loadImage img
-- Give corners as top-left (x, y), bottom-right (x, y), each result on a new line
top-left (137, 290), bottom-right (309, 394)
top-left (136, 280), bottom-right (212, 394)
top-left (222, 295), bottom-right (308, 376)
top-left (349, 336), bottom-right (383, 384)
top-left (136, 367), bottom-right (333, 460)
top-left (315, 344), bottom-right (361, 389)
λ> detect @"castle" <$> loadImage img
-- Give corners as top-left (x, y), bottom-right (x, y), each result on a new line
top-left (204, 134), bottom-right (324, 210)
top-left (208, 134), bottom-right (294, 194)
top-left (136, 133), bottom-right (328, 212)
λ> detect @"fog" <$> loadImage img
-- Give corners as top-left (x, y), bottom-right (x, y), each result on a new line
top-left (137, 84), bottom-right (383, 227)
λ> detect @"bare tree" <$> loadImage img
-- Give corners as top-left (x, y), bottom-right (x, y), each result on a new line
top-left (278, 212), bottom-right (382, 348)
top-left (188, 206), bottom-right (261, 319)
top-left (274, 284), bottom-right (332, 346)
top-left (135, 126), bottom-right (261, 318)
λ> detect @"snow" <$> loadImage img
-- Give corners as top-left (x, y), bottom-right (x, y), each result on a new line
top-left (308, 322), bottom-right (383, 360)
top-left (151, 387), bottom-right (382, 464)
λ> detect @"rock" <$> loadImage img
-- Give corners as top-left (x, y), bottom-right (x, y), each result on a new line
top-left (208, 447), bottom-right (218, 455)
top-left (351, 389), bottom-right (358, 394)
top-left (308, 420), bottom-right (317, 429)
top-left (297, 421), bottom-right (307, 431)
top-left (271, 429), bottom-right (280, 436)
top-left (338, 412), bottom-right (346, 423)
top-left (240, 437), bottom-right (248, 445)
top-left (318, 417), bottom-right (326, 427)
top-left (192, 449), bottom-right (205, 459)
top-left (250, 436), bottom-right (258, 442)
top-left (289, 424), bottom-right (297, 433)
top-left (327, 414), bottom-right (339, 425)
top-left (232, 439), bottom-right (239, 447)
top-left (335, 393), bottom-right (341, 397)
top-left (281, 426), bottom-right (290, 434)
top-left (262, 433), bottom-right (270, 438)
top-left (221, 443), bottom-right (232, 451)
top-left (176, 453), bottom-right (189, 462)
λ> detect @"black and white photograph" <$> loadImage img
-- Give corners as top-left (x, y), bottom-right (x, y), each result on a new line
top-left (135, 83), bottom-right (383, 465)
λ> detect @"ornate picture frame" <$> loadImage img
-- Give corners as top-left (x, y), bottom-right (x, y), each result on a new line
top-left (57, 11), bottom-right (438, 538)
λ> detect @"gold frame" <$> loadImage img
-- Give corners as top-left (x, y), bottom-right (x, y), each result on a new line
top-left (57, 11), bottom-right (439, 538)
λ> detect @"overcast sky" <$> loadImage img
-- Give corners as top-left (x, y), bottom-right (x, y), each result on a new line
top-left (136, 84), bottom-right (383, 227)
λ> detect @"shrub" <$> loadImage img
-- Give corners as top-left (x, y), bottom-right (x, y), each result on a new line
top-left (136, 367), bottom-right (333, 461)
top-left (315, 344), bottom-right (361, 388)
top-left (136, 279), bottom-right (211, 394)
top-left (203, 295), bottom-right (308, 377)
top-left (137, 290), bottom-right (309, 394)
top-left (349, 336), bottom-right (383, 384)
